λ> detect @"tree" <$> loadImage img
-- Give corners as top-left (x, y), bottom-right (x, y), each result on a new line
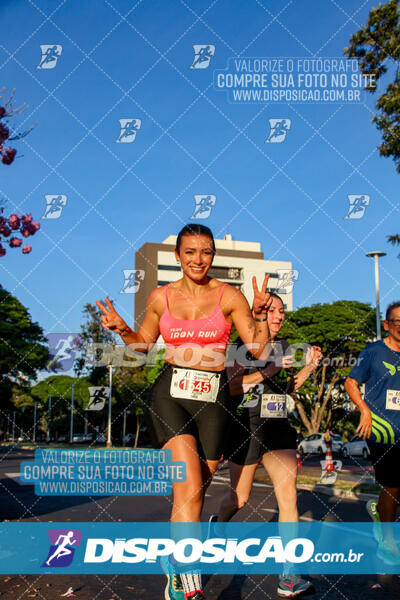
top-left (344, 0), bottom-right (400, 251)
top-left (0, 284), bottom-right (49, 402)
top-left (0, 212), bottom-right (40, 257)
top-left (74, 300), bottom-right (154, 446)
top-left (74, 302), bottom-right (114, 384)
top-left (345, 0), bottom-right (400, 170)
top-left (387, 233), bottom-right (400, 257)
top-left (31, 375), bottom-right (94, 441)
top-left (0, 88), bottom-right (38, 257)
top-left (280, 301), bottom-right (376, 434)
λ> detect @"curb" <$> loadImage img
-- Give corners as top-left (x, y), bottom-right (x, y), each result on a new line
top-left (213, 474), bottom-right (379, 501)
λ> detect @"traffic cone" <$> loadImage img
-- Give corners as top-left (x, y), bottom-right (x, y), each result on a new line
top-left (296, 449), bottom-right (302, 468)
top-left (324, 446), bottom-right (335, 471)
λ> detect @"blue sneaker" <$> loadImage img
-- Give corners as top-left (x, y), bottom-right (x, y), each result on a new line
top-left (277, 575), bottom-right (314, 597)
top-left (377, 538), bottom-right (400, 566)
top-left (161, 555), bottom-right (184, 600)
top-left (366, 499), bottom-right (383, 543)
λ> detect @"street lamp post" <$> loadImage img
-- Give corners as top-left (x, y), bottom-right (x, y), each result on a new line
top-left (33, 402), bottom-right (37, 443)
top-left (12, 411), bottom-right (15, 442)
top-left (366, 251), bottom-right (386, 340)
top-left (46, 396), bottom-right (52, 443)
top-left (70, 384), bottom-right (75, 444)
top-left (106, 364), bottom-right (113, 448)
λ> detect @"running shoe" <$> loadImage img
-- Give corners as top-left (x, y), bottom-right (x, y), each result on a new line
top-left (277, 574), bottom-right (315, 597)
top-left (377, 538), bottom-right (400, 566)
top-left (164, 572), bottom-right (185, 600)
top-left (161, 555), bottom-right (184, 600)
top-left (366, 499), bottom-right (382, 543)
top-left (184, 592), bottom-right (204, 600)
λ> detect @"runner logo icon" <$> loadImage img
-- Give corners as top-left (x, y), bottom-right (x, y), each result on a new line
top-left (190, 45), bottom-right (215, 69)
top-left (265, 119), bottom-right (291, 143)
top-left (116, 119), bottom-right (141, 143)
top-left (37, 45), bottom-right (62, 69)
top-left (42, 529), bottom-right (82, 567)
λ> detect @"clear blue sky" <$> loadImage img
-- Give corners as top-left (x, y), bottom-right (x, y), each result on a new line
top-left (1, 0), bottom-right (399, 343)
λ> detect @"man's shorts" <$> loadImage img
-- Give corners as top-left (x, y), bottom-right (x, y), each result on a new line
top-left (368, 443), bottom-right (400, 488)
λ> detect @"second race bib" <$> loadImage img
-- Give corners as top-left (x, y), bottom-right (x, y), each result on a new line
top-left (260, 394), bottom-right (287, 418)
top-left (386, 389), bottom-right (400, 411)
top-left (170, 368), bottom-right (220, 402)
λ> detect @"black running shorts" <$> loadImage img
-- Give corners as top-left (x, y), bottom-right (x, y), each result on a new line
top-left (368, 443), bottom-right (400, 488)
top-left (146, 362), bottom-right (231, 461)
top-left (225, 407), bottom-right (297, 465)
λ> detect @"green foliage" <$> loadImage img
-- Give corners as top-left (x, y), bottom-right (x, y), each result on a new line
top-left (282, 301), bottom-right (376, 434)
top-left (344, 0), bottom-right (400, 170)
top-left (74, 302), bottom-right (114, 383)
top-left (281, 300), bottom-right (376, 357)
top-left (0, 284), bottom-right (49, 401)
top-left (388, 234), bottom-right (400, 245)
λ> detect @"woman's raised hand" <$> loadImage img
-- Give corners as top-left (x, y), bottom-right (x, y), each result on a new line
top-left (96, 297), bottom-right (130, 336)
top-left (306, 345), bottom-right (323, 369)
top-left (252, 274), bottom-right (272, 316)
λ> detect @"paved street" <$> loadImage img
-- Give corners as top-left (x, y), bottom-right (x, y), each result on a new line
top-left (0, 448), bottom-right (398, 599)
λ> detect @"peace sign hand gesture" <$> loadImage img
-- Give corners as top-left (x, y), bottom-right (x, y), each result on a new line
top-left (252, 274), bottom-right (272, 317)
top-left (96, 297), bottom-right (130, 336)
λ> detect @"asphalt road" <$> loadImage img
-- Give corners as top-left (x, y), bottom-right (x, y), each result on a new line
top-left (0, 448), bottom-right (398, 600)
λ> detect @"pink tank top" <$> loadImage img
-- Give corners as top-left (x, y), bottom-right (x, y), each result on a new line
top-left (159, 283), bottom-right (232, 349)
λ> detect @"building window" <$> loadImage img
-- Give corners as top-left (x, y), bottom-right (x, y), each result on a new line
top-left (208, 266), bottom-right (242, 280)
top-left (158, 265), bottom-right (181, 272)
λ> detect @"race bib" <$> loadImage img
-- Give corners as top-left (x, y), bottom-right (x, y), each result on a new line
top-left (260, 394), bottom-right (287, 418)
top-left (170, 368), bottom-right (220, 402)
top-left (386, 389), bottom-right (400, 411)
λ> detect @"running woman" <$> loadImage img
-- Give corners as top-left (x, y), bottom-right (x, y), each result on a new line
top-left (211, 293), bottom-right (322, 598)
top-left (96, 224), bottom-right (273, 600)
top-left (344, 301), bottom-right (400, 564)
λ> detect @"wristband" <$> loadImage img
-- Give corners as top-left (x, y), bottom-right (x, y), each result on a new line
top-left (254, 316), bottom-right (267, 322)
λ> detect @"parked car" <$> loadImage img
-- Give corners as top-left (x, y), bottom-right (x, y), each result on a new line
top-left (342, 435), bottom-right (370, 459)
top-left (298, 433), bottom-right (343, 456)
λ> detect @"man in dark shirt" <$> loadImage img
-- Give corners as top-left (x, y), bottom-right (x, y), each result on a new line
top-left (345, 301), bottom-right (400, 564)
